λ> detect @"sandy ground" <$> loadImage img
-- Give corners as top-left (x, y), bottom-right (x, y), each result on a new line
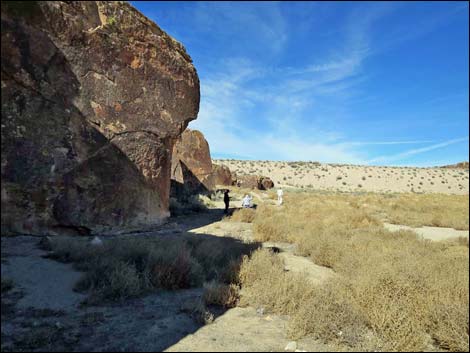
top-left (384, 223), bottom-right (469, 241)
top-left (1, 236), bottom-right (204, 352)
top-left (215, 160), bottom-right (469, 195)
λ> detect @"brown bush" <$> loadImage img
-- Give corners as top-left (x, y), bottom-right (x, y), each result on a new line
top-left (203, 281), bottom-right (239, 308)
top-left (228, 208), bottom-right (256, 223)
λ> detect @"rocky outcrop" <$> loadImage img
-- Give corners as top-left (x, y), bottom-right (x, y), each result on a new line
top-left (236, 175), bottom-right (274, 190)
top-left (212, 164), bottom-right (234, 186)
top-left (171, 129), bottom-right (214, 197)
top-left (1, 1), bottom-right (199, 235)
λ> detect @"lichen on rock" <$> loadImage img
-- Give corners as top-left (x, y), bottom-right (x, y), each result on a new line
top-left (1, 1), bottom-right (200, 235)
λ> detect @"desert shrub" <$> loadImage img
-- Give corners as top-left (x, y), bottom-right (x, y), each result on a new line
top-left (241, 192), bottom-right (469, 351)
top-left (228, 208), bottom-right (256, 223)
top-left (169, 194), bottom-right (211, 216)
top-left (364, 193), bottom-right (469, 230)
top-left (288, 281), bottom-right (371, 347)
top-left (148, 246), bottom-right (203, 290)
top-left (239, 250), bottom-right (315, 315)
top-left (203, 281), bottom-right (239, 308)
top-left (48, 236), bottom-right (258, 303)
top-left (75, 259), bottom-right (144, 303)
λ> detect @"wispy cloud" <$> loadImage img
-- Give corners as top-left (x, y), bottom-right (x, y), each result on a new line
top-left (346, 140), bottom-right (436, 146)
top-left (185, 2), bottom-right (468, 165)
top-left (367, 137), bottom-right (469, 164)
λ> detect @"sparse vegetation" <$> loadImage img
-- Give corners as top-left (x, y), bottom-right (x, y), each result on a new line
top-left (169, 194), bottom-right (213, 216)
top-left (227, 208), bottom-right (256, 223)
top-left (240, 192), bottom-right (469, 351)
top-left (47, 236), bottom-right (259, 304)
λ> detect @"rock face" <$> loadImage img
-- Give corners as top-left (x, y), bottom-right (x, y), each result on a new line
top-left (1, 1), bottom-right (199, 235)
top-left (236, 175), bottom-right (274, 190)
top-left (171, 129), bottom-right (214, 197)
top-left (212, 164), bottom-right (234, 186)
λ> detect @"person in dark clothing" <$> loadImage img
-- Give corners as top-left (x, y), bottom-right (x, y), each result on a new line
top-left (223, 189), bottom-right (230, 214)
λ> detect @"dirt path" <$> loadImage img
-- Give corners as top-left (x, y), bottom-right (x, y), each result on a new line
top-left (166, 204), bottom-right (336, 352)
top-left (164, 306), bottom-right (335, 352)
top-left (1, 237), bottom-right (86, 311)
top-left (383, 222), bottom-right (469, 241)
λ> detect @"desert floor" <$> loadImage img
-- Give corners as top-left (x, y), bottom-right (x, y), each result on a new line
top-left (2, 188), bottom-right (468, 352)
top-left (214, 160), bottom-right (469, 195)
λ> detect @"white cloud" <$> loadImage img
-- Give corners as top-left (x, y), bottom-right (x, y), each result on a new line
top-left (367, 137), bottom-right (469, 164)
top-left (188, 3), bottom-right (468, 164)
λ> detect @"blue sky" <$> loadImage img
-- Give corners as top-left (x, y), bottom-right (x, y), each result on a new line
top-left (131, 1), bottom-right (469, 166)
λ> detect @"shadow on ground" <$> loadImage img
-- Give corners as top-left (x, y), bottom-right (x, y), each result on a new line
top-left (1, 211), bottom-right (261, 352)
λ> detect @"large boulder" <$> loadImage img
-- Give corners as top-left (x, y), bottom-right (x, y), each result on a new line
top-left (212, 164), bottom-right (234, 186)
top-left (236, 175), bottom-right (259, 189)
top-left (171, 129), bottom-right (214, 197)
top-left (236, 175), bottom-right (275, 190)
top-left (1, 1), bottom-right (199, 235)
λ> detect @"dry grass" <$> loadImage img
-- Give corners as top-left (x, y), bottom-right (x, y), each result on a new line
top-left (240, 192), bottom-right (469, 351)
top-left (47, 235), bottom-right (258, 303)
top-left (238, 250), bottom-right (315, 315)
top-left (169, 194), bottom-right (213, 216)
top-left (203, 281), bottom-right (239, 308)
top-left (227, 208), bottom-right (256, 223)
top-left (361, 193), bottom-right (469, 230)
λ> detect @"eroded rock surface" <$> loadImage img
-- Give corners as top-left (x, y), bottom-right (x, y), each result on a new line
top-left (171, 129), bottom-right (214, 197)
top-left (1, 1), bottom-right (199, 235)
top-left (211, 164), bottom-right (234, 186)
top-left (236, 175), bottom-right (275, 190)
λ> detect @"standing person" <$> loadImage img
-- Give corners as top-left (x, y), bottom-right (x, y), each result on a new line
top-left (277, 188), bottom-right (283, 205)
top-left (223, 189), bottom-right (230, 214)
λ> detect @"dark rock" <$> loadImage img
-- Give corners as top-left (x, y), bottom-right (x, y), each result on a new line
top-left (259, 177), bottom-right (274, 190)
top-left (211, 164), bottom-right (234, 186)
top-left (171, 129), bottom-right (214, 197)
top-left (1, 1), bottom-right (199, 235)
top-left (235, 175), bottom-right (274, 190)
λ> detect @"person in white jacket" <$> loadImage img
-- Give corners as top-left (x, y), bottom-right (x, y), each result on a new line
top-left (277, 188), bottom-right (283, 205)
top-left (242, 194), bottom-right (253, 208)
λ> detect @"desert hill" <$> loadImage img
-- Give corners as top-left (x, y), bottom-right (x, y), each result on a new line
top-left (215, 159), bottom-right (469, 195)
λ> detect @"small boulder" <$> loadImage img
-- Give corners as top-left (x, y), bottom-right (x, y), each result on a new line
top-left (259, 177), bottom-right (274, 190)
